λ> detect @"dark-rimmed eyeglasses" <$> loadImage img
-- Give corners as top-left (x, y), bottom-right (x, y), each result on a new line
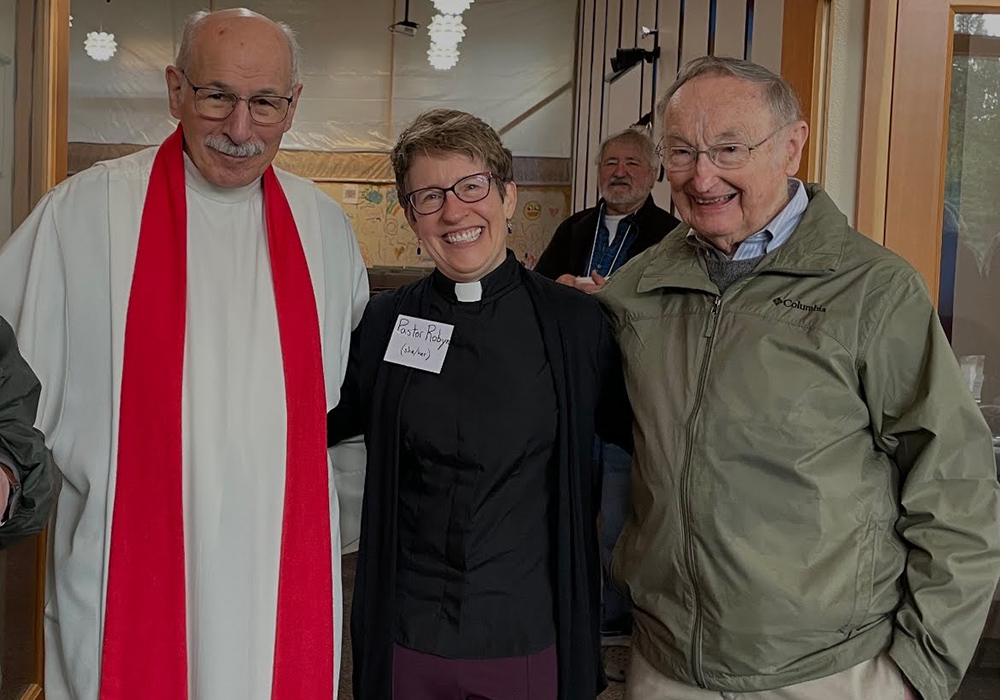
top-left (405, 172), bottom-right (494, 215)
top-left (656, 124), bottom-right (789, 171)
top-left (181, 71), bottom-right (293, 125)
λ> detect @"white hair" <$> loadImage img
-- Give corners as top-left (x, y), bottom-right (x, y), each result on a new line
top-left (657, 56), bottom-right (803, 129)
top-left (595, 127), bottom-right (659, 171)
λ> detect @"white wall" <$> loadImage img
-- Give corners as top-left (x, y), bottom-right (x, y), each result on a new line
top-left (0, 0), bottom-right (15, 244)
top-left (67, 0), bottom-right (577, 157)
top-left (823, 0), bottom-right (866, 227)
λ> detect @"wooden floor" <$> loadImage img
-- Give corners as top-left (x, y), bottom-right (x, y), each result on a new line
top-left (338, 553), bottom-right (997, 700)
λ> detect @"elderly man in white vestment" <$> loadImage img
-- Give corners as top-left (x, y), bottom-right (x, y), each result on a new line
top-left (0, 8), bottom-right (367, 700)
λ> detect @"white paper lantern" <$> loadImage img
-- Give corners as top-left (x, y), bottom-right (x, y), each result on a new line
top-left (427, 43), bottom-right (460, 70)
top-left (427, 14), bottom-right (466, 50)
top-left (85, 31), bottom-right (117, 61)
top-left (432, 0), bottom-right (474, 15)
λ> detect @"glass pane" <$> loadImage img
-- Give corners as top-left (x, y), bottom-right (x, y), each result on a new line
top-left (940, 11), bottom-right (1000, 691)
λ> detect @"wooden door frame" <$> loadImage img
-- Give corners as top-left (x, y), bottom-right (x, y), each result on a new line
top-left (857, 0), bottom-right (1000, 299)
top-left (11, 0), bottom-right (68, 232)
top-left (781, 0), bottom-right (834, 185)
top-left (8, 2), bottom-right (68, 698)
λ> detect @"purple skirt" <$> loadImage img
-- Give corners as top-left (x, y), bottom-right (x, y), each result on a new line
top-left (392, 643), bottom-right (558, 700)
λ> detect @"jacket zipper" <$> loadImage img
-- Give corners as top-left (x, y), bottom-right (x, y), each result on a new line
top-left (684, 295), bottom-right (722, 685)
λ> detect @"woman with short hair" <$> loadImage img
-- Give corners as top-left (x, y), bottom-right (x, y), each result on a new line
top-left (329, 108), bottom-right (629, 700)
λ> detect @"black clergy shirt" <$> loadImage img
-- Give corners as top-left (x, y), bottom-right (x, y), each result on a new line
top-left (394, 253), bottom-right (558, 659)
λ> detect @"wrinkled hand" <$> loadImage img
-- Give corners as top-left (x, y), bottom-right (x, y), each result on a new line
top-left (554, 271), bottom-right (607, 294)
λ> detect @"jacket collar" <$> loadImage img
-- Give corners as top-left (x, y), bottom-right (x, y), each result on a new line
top-left (636, 184), bottom-right (849, 294)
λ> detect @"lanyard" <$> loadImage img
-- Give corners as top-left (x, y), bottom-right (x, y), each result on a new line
top-left (585, 203), bottom-right (633, 277)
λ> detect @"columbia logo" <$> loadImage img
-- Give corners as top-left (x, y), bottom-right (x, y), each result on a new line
top-left (772, 297), bottom-right (827, 313)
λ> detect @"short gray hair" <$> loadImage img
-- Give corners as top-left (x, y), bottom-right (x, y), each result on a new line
top-left (174, 9), bottom-right (302, 87)
top-left (595, 127), bottom-right (658, 171)
top-left (656, 56), bottom-right (803, 128)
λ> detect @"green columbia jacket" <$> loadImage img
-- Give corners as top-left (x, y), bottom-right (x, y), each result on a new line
top-left (0, 315), bottom-right (60, 548)
top-left (598, 185), bottom-right (1000, 700)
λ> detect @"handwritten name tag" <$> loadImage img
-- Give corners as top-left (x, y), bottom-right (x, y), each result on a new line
top-left (383, 314), bottom-right (454, 374)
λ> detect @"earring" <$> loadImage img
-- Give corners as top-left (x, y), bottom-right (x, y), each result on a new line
top-left (416, 244), bottom-right (421, 255)
top-left (506, 220), bottom-right (513, 235)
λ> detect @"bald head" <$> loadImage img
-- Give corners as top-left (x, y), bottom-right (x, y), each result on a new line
top-left (165, 8), bottom-right (304, 188)
top-left (175, 9), bottom-right (301, 89)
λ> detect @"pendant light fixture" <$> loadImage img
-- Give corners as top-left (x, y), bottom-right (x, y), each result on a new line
top-left (426, 0), bottom-right (474, 70)
top-left (431, 0), bottom-right (473, 14)
top-left (427, 13), bottom-right (466, 49)
top-left (85, 0), bottom-right (117, 62)
top-left (85, 31), bottom-right (117, 61)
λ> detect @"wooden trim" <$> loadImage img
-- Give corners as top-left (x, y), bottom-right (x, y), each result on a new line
top-left (34, 530), bottom-right (45, 686)
top-left (11, 0), bottom-right (36, 230)
top-left (15, 684), bottom-right (42, 700)
top-left (953, 32), bottom-right (1000, 57)
top-left (815, 0), bottom-right (833, 186)
top-left (882, 0), bottom-right (1000, 298)
top-left (8, 1), bottom-right (71, 692)
top-left (12, 0), bottom-right (69, 229)
top-left (47, 0), bottom-right (69, 188)
top-left (883, 0), bottom-right (952, 297)
top-left (952, 1), bottom-right (1000, 9)
top-left (856, 0), bottom-right (898, 244)
top-left (780, 0), bottom-right (831, 183)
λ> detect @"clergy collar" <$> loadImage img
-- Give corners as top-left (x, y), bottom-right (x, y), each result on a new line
top-left (431, 250), bottom-right (521, 304)
top-left (182, 152), bottom-right (262, 204)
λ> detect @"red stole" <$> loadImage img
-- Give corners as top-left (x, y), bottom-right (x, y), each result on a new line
top-left (99, 126), bottom-right (334, 700)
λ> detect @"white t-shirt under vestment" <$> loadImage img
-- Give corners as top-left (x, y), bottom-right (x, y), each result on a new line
top-left (0, 147), bottom-right (369, 700)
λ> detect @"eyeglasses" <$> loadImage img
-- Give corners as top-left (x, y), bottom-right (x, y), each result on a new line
top-left (405, 172), bottom-right (494, 215)
top-left (181, 71), bottom-right (293, 125)
top-left (657, 124), bottom-right (789, 171)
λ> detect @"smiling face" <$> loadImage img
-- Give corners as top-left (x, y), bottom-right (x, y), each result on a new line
top-left (661, 75), bottom-right (808, 252)
top-left (166, 12), bottom-right (302, 188)
top-left (404, 152), bottom-right (516, 283)
top-left (598, 138), bottom-right (657, 215)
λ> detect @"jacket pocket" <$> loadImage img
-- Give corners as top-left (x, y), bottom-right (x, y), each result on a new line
top-left (608, 521), bottom-right (632, 602)
top-left (842, 518), bottom-right (878, 634)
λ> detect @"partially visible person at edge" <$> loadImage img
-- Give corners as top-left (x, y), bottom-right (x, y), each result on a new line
top-left (598, 55), bottom-right (1000, 700)
top-left (0, 8), bottom-right (368, 700)
top-left (0, 315), bottom-right (61, 549)
top-left (534, 126), bottom-right (680, 683)
top-left (328, 108), bottom-right (631, 700)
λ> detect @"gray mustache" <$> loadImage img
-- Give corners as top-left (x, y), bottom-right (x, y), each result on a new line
top-left (204, 135), bottom-right (266, 158)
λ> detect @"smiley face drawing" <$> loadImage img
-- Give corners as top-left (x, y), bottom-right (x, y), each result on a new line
top-left (523, 200), bottom-right (541, 221)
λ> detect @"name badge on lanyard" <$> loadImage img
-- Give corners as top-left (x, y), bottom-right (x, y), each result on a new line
top-left (585, 207), bottom-right (632, 277)
top-left (383, 314), bottom-right (454, 374)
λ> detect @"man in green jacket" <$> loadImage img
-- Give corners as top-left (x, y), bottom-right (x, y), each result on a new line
top-left (599, 56), bottom-right (1000, 700)
top-left (0, 315), bottom-right (60, 547)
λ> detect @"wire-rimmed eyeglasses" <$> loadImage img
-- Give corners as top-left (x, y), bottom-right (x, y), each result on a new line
top-left (181, 71), bottom-right (293, 125)
top-left (405, 172), bottom-right (494, 215)
top-left (656, 124), bottom-right (789, 171)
